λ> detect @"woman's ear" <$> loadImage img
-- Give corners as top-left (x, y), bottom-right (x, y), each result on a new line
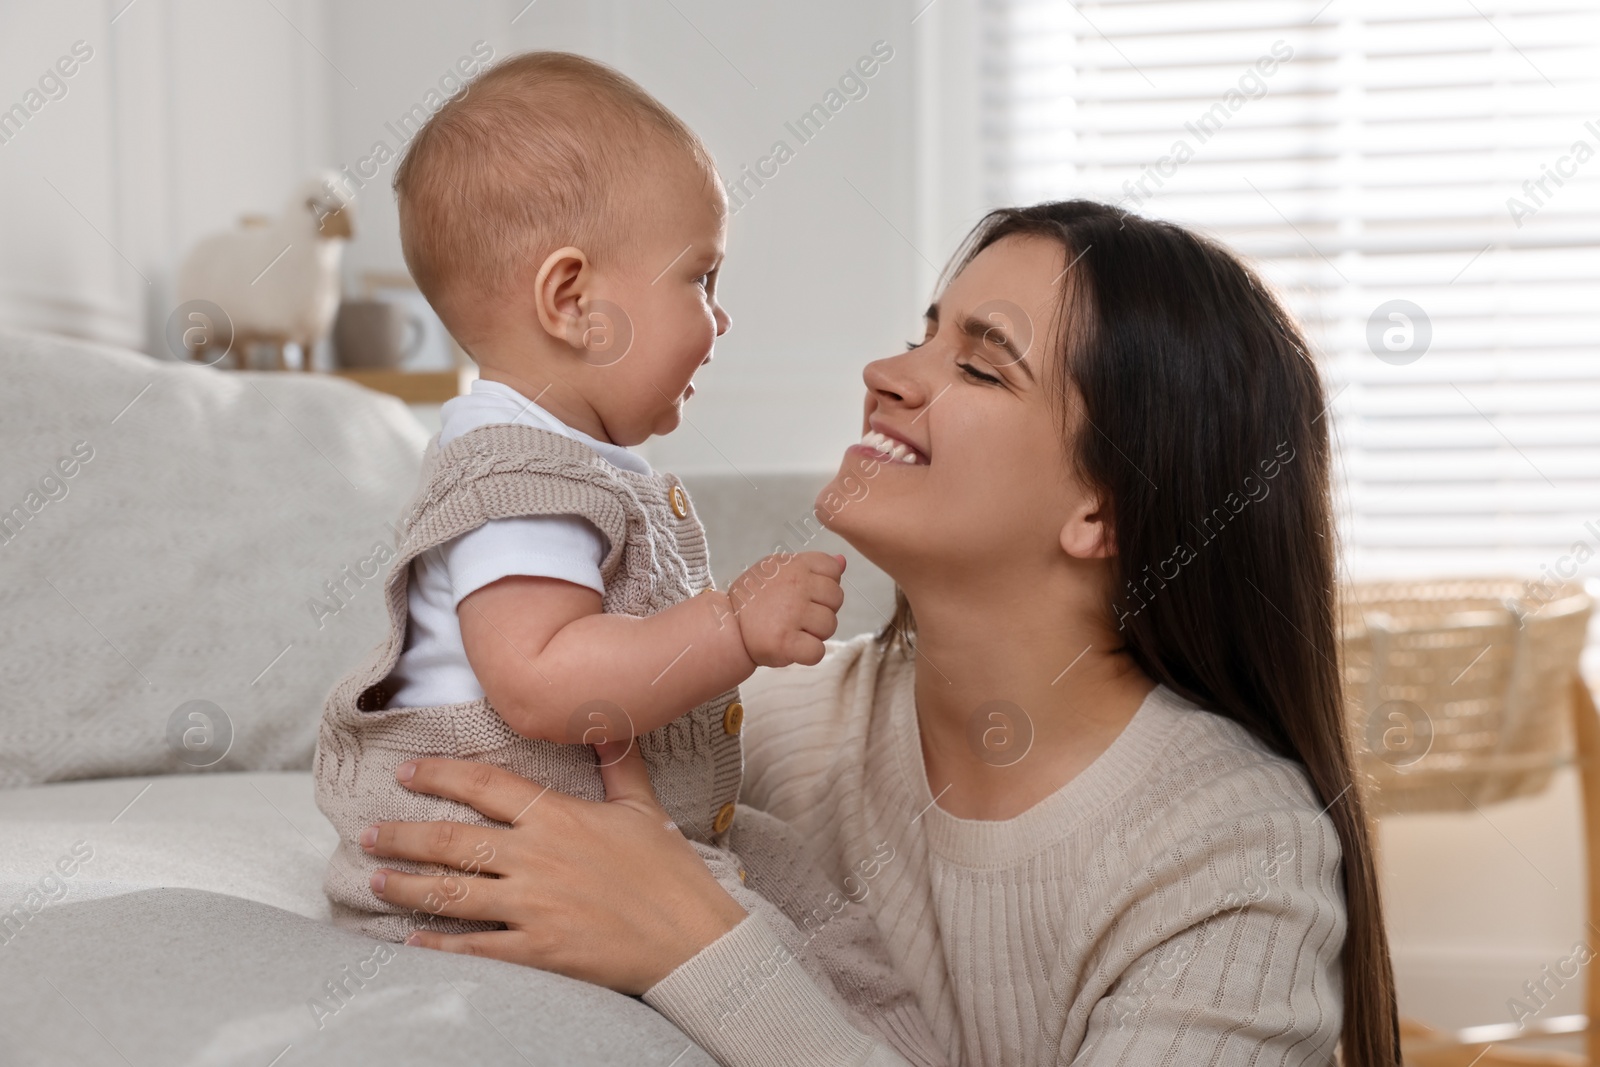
top-left (1059, 495), bottom-right (1115, 560)
top-left (532, 245), bottom-right (590, 348)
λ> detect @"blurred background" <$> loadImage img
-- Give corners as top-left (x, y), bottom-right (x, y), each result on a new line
top-left (3, 0), bottom-right (1599, 1050)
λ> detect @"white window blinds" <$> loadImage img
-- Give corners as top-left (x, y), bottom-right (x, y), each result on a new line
top-left (980, 0), bottom-right (1600, 587)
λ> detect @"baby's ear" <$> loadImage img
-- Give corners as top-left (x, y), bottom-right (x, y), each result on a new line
top-left (532, 245), bottom-right (590, 348)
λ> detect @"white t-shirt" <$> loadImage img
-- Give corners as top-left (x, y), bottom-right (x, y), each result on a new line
top-left (385, 379), bottom-right (650, 708)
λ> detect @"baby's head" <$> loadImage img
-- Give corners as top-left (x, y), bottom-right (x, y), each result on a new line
top-left (395, 51), bottom-right (728, 446)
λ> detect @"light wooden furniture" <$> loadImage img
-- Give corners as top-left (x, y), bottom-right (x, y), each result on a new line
top-left (185, 331), bottom-right (301, 371)
top-left (1399, 1016), bottom-right (1586, 1067)
top-left (331, 366), bottom-right (473, 404)
top-left (1342, 580), bottom-right (1597, 1066)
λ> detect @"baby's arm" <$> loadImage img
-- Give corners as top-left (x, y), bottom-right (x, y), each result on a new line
top-left (457, 551), bottom-right (845, 742)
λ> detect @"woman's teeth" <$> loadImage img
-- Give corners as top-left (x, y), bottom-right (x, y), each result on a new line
top-left (860, 430), bottom-right (925, 465)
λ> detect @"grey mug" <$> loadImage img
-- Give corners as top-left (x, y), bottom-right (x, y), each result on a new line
top-left (334, 299), bottom-right (425, 369)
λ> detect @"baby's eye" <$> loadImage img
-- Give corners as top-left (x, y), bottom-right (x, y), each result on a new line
top-left (695, 274), bottom-right (710, 289)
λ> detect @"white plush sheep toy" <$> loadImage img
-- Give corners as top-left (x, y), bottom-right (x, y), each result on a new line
top-left (174, 173), bottom-right (355, 369)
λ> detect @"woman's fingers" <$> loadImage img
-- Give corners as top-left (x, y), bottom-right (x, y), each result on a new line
top-left (364, 818), bottom-right (510, 874)
top-left (397, 757), bottom-right (556, 826)
top-left (371, 867), bottom-right (507, 923)
top-left (404, 927), bottom-right (522, 960)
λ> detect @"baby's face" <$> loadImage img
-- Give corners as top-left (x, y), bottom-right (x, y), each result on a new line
top-left (588, 157), bottom-right (729, 446)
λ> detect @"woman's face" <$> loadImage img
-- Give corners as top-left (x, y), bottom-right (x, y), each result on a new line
top-left (818, 234), bottom-right (1103, 591)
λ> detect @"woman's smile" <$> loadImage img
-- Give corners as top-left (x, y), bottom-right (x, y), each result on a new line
top-left (848, 426), bottom-right (929, 465)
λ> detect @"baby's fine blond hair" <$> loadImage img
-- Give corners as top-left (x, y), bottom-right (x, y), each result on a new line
top-left (395, 51), bottom-right (716, 340)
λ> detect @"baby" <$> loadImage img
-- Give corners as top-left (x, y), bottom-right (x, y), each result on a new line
top-left (313, 51), bottom-right (942, 1066)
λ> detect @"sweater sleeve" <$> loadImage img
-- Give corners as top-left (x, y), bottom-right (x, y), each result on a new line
top-left (643, 912), bottom-right (916, 1067)
top-left (1065, 804), bottom-right (1346, 1066)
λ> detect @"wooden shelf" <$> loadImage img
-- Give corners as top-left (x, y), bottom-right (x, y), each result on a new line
top-left (331, 367), bottom-right (474, 404)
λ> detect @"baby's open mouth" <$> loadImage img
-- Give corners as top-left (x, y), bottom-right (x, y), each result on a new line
top-left (858, 430), bottom-right (928, 465)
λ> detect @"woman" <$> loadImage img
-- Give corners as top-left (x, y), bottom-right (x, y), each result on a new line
top-left (358, 201), bottom-right (1401, 1065)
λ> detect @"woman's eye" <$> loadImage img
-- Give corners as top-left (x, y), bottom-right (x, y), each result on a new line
top-left (959, 362), bottom-right (1003, 384)
top-left (904, 339), bottom-right (923, 351)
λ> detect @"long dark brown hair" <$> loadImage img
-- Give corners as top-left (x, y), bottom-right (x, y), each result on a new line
top-left (878, 200), bottom-right (1400, 1065)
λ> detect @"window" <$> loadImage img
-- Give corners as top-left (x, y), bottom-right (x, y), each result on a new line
top-left (981, 0), bottom-right (1600, 595)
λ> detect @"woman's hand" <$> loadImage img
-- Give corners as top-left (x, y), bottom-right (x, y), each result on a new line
top-left (361, 740), bottom-right (750, 995)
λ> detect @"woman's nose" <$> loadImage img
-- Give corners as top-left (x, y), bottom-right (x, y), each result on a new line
top-left (863, 349), bottom-right (928, 409)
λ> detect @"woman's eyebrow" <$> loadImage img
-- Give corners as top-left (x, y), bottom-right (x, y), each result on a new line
top-left (956, 313), bottom-right (1035, 381)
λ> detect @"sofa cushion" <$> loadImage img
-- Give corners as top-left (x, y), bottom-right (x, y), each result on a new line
top-left (0, 886), bottom-right (713, 1065)
top-left (0, 771), bottom-right (338, 921)
top-left (0, 328), bottom-right (428, 786)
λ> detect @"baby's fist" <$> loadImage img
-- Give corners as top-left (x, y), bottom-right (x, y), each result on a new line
top-left (727, 551), bottom-right (846, 667)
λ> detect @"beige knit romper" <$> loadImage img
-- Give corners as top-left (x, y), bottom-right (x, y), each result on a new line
top-left (314, 423), bottom-right (945, 1066)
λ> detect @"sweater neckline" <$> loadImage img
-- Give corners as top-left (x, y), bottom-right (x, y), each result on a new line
top-left (884, 646), bottom-right (1190, 868)
top-left (442, 422), bottom-right (673, 488)
top-left (445, 379), bottom-right (654, 477)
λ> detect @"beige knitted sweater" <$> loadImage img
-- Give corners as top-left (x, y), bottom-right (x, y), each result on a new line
top-left (643, 633), bottom-right (1346, 1066)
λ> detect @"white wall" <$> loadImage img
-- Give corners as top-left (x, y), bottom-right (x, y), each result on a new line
top-left (1382, 768), bottom-right (1592, 1031)
top-left (0, 0), bottom-right (332, 354)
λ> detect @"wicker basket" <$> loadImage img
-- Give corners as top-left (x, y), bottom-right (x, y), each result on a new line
top-left (1341, 578), bottom-right (1593, 815)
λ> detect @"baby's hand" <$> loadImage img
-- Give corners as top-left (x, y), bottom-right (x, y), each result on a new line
top-left (727, 551), bottom-right (846, 667)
